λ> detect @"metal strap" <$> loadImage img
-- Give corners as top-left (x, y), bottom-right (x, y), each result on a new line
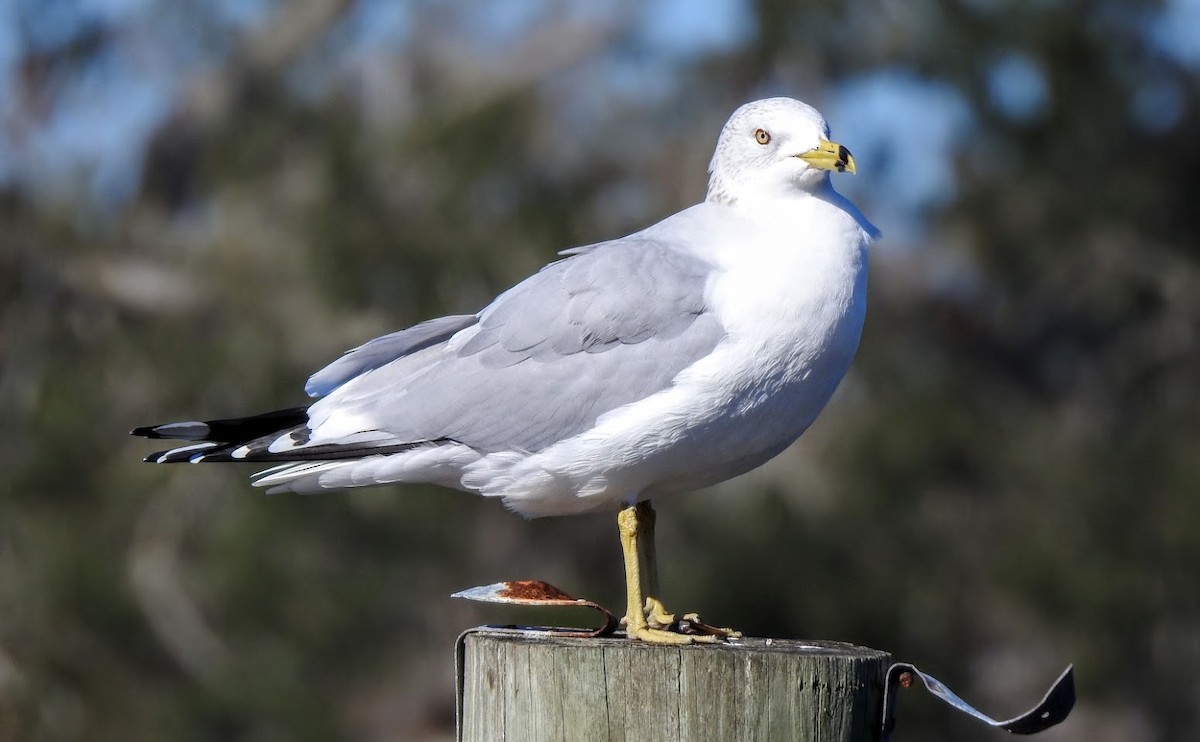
top-left (882, 662), bottom-right (1075, 739)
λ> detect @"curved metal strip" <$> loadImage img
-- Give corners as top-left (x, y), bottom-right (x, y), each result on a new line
top-left (883, 662), bottom-right (1075, 739)
top-left (451, 580), bottom-right (619, 638)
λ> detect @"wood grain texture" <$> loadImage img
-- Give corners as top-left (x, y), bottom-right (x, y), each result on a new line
top-left (458, 629), bottom-right (889, 742)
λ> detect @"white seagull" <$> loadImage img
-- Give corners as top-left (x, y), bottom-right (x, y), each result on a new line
top-left (134, 97), bottom-right (879, 643)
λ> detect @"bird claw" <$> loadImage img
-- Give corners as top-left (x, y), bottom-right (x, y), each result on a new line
top-left (627, 626), bottom-right (708, 645)
top-left (631, 600), bottom-right (741, 641)
top-left (676, 612), bottom-right (742, 640)
top-left (645, 597), bottom-right (676, 629)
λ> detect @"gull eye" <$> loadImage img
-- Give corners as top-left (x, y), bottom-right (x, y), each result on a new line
top-left (754, 128), bottom-right (771, 145)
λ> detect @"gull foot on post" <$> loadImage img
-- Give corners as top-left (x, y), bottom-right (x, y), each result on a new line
top-left (618, 501), bottom-right (741, 644)
top-left (644, 596), bottom-right (676, 629)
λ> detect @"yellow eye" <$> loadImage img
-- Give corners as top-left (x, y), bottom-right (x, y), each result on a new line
top-left (754, 128), bottom-right (771, 145)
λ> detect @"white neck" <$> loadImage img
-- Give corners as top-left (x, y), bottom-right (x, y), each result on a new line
top-left (705, 169), bottom-right (832, 210)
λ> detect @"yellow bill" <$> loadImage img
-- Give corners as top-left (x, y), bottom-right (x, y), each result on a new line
top-left (797, 139), bottom-right (857, 174)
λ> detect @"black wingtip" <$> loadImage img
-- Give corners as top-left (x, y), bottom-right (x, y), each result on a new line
top-left (135, 407), bottom-right (312, 463)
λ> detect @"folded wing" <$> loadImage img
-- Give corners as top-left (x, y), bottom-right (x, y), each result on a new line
top-left (295, 237), bottom-right (725, 457)
top-left (136, 237), bottom-right (727, 471)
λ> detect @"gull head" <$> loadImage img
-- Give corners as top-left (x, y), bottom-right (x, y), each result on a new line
top-left (706, 97), bottom-right (856, 206)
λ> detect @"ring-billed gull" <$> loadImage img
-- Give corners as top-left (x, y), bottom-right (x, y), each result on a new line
top-left (134, 97), bottom-right (879, 643)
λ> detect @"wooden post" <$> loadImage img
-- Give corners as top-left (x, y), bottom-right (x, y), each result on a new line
top-left (457, 628), bottom-right (890, 742)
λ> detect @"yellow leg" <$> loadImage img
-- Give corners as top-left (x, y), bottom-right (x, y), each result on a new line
top-left (618, 501), bottom-right (740, 643)
top-left (618, 502), bottom-right (696, 644)
top-left (635, 501), bottom-right (677, 629)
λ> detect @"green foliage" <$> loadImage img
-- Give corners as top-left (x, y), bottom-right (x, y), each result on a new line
top-left (2, 1), bottom-right (1197, 740)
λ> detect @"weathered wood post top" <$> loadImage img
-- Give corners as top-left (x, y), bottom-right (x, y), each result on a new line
top-left (458, 628), bottom-right (890, 742)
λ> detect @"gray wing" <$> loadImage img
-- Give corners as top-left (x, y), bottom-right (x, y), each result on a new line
top-left (305, 314), bottom-right (477, 397)
top-left (460, 238), bottom-right (713, 363)
top-left (306, 238), bottom-right (725, 453)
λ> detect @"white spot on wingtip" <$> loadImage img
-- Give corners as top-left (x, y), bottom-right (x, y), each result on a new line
top-left (155, 442), bottom-right (219, 463)
top-left (231, 445), bottom-right (251, 460)
top-left (158, 421), bottom-right (211, 437)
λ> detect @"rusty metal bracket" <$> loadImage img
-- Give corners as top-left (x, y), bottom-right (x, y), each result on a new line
top-left (882, 662), bottom-right (1074, 739)
top-left (451, 579), bottom-right (618, 637)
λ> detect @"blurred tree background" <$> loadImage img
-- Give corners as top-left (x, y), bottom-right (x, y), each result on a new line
top-left (1, 0), bottom-right (1197, 739)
